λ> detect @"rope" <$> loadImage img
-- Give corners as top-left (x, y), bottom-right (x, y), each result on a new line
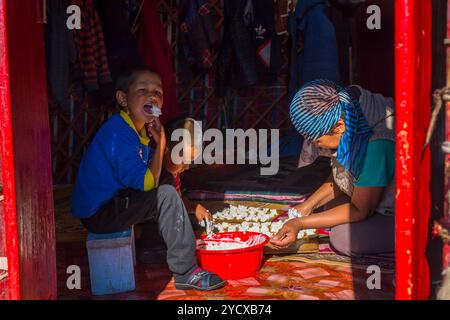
top-left (433, 221), bottom-right (450, 244)
top-left (131, 0), bottom-right (146, 34)
top-left (422, 87), bottom-right (450, 158)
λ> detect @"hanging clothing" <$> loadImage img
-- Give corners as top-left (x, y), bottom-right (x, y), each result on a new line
top-left (251, 0), bottom-right (283, 74)
top-left (216, 0), bottom-right (258, 97)
top-left (331, 0), bottom-right (365, 7)
top-left (138, 0), bottom-right (179, 124)
top-left (274, 0), bottom-right (291, 36)
top-left (288, 0), bottom-right (340, 101)
top-left (216, 0), bottom-right (282, 97)
top-left (45, 0), bottom-right (77, 111)
top-left (71, 0), bottom-right (112, 92)
top-left (94, 0), bottom-right (141, 83)
top-left (179, 0), bottom-right (217, 70)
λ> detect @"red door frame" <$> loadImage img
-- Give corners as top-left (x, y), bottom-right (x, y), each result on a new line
top-left (0, 0), bottom-right (435, 300)
top-left (0, 0), bottom-right (56, 300)
top-left (445, 0), bottom-right (450, 275)
top-left (0, 0), bottom-right (20, 300)
top-left (395, 0), bottom-right (432, 300)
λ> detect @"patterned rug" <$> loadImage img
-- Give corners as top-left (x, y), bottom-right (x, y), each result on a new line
top-left (184, 156), bottom-right (331, 204)
top-left (55, 195), bottom-right (394, 300)
top-left (0, 257), bottom-right (7, 282)
top-left (0, 270), bottom-right (6, 281)
top-left (56, 242), bottom-right (394, 300)
top-left (0, 277), bottom-right (7, 300)
top-left (54, 166), bottom-right (395, 300)
top-left (54, 185), bottom-right (87, 243)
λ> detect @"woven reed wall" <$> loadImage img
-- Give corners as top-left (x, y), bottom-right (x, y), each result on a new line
top-left (50, 0), bottom-right (291, 184)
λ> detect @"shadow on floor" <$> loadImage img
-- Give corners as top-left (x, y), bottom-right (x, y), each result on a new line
top-left (55, 157), bottom-right (395, 300)
top-left (57, 240), bottom-right (173, 300)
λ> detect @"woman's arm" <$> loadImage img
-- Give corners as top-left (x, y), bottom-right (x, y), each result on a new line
top-left (293, 175), bottom-right (343, 215)
top-left (271, 185), bottom-right (384, 247)
top-left (300, 185), bottom-right (383, 228)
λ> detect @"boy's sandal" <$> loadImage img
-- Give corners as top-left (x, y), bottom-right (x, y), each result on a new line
top-left (175, 270), bottom-right (226, 291)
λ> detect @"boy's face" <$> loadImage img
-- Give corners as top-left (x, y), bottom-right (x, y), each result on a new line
top-left (116, 72), bottom-right (163, 131)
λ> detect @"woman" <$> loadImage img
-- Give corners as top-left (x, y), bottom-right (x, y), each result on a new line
top-left (270, 79), bottom-right (395, 257)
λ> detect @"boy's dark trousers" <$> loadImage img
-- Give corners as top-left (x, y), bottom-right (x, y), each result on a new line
top-left (81, 184), bottom-right (196, 276)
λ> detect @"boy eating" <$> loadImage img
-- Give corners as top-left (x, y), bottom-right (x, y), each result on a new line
top-left (71, 65), bottom-right (226, 291)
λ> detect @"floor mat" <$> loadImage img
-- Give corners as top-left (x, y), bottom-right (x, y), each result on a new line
top-left (187, 190), bottom-right (309, 204)
top-left (0, 277), bottom-right (7, 300)
top-left (54, 170), bottom-right (395, 300)
top-left (54, 185), bottom-right (87, 243)
top-left (56, 242), bottom-right (394, 300)
top-left (184, 156), bottom-right (330, 204)
top-left (0, 257), bottom-right (7, 283)
top-left (268, 253), bottom-right (395, 273)
top-left (55, 190), bottom-right (393, 267)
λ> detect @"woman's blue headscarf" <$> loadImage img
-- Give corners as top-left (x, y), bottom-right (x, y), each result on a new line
top-left (290, 79), bottom-right (373, 179)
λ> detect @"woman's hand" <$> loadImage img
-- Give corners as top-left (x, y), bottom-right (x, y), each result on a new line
top-left (195, 204), bottom-right (212, 222)
top-left (291, 201), bottom-right (314, 217)
top-left (270, 218), bottom-right (302, 248)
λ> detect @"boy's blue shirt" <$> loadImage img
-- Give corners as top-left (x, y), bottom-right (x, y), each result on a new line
top-left (72, 112), bottom-right (155, 218)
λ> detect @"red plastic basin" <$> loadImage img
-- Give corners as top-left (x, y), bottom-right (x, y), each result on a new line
top-left (196, 232), bottom-right (269, 280)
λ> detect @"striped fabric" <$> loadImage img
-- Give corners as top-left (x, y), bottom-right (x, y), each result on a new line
top-left (290, 80), bottom-right (344, 141)
top-left (174, 173), bottom-right (182, 194)
top-left (290, 80), bottom-right (373, 178)
top-left (71, 0), bottom-right (112, 92)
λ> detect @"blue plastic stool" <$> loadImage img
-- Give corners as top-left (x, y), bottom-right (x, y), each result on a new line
top-left (86, 227), bottom-right (136, 295)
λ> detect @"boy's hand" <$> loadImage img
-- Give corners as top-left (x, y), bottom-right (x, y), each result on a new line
top-left (147, 119), bottom-right (166, 149)
top-left (270, 218), bottom-right (302, 249)
top-left (195, 204), bottom-right (212, 222)
top-left (150, 117), bottom-right (162, 132)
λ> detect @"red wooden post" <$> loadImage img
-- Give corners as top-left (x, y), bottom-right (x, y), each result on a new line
top-left (0, 0), bottom-right (20, 300)
top-left (0, 0), bottom-right (57, 299)
top-left (444, 0), bottom-right (450, 276)
top-left (395, 0), bottom-right (432, 299)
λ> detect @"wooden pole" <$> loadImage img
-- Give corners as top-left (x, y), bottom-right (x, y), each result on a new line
top-left (0, 0), bottom-right (21, 300)
top-left (395, 0), bottom-right (432, 300)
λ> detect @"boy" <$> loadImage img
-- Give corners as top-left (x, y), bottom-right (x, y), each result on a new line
top-left (135, 117), bottom-right (212, 261)
top-left (71, 65), bottom-right (226, 291)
